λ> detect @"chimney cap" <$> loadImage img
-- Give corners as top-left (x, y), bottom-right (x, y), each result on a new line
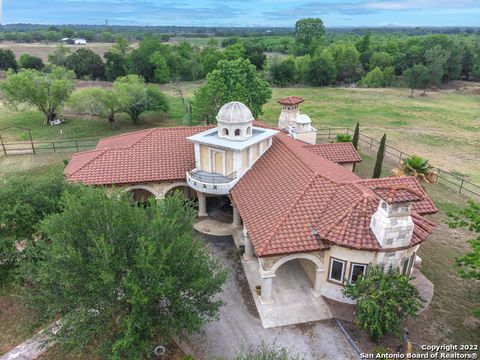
top-left (373, 186), bottom-right (424, 204)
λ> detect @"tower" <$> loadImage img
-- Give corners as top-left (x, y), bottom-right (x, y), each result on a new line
top-left (216, 101), bottom-right (254, 141)
top-left (289, 114), bottom-right (317, 145)
top-left (277, 96), bottom-right (304, 129)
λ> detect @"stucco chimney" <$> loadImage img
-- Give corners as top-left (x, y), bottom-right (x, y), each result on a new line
top-left (370, 186), bottom-right (424, 249)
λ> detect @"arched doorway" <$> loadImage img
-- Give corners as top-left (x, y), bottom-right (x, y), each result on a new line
top-left (164, 183), bottom-right (195, 199)
top-left (259, 253), bottom-right (324, 305)
top-left (122, 185), bottom-right (161, 206)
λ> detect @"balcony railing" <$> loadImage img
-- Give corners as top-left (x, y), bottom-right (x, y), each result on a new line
top-left (188, 169), bottom-right (237, 184)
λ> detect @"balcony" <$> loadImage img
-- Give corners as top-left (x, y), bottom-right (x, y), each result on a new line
top-left (186, 169), bottom-right (239, 195)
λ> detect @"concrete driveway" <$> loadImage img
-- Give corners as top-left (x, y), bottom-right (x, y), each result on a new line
top-left (178, 234), bottom-right (358, 360)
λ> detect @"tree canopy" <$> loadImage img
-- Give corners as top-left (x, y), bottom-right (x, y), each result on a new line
top-left (343, 265), bottom-right (423, 342)
top-left (21, 188), bottom-right (227, 359)
top-left (294, 18), bottom-right (325, 51)
top-left (447, 200), bottom-right (480, 317)
top-left (113, 75), bottom-right (169, 124)
top-left (0, 66), bottom-right (75, 123)
top-left (0, 170), bottom-right (67, 289)
top-left (193, 58), bottom-right (272, 124)
top-left (66, 48), bottom-right (105, 80)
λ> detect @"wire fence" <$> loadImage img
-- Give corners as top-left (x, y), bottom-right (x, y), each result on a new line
top-left (0, 138), bottom-right (99, 156)
top-left (1, 126), bottom-right (478, 201)
top-left (317, 127), bottom-right (480, 201)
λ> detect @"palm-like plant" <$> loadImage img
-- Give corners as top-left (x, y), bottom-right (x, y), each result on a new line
top-left (393, 155), bottom-right (437, 183)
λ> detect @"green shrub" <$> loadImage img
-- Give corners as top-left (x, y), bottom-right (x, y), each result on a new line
top-left (336, 134), bottom-right (352, 142)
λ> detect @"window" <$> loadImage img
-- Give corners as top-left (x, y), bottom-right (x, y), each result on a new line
top-left (246, 126), bottom-right (252, 135)
top-left (349, 263), bottom-right (367, 284)
top-left (223, 128), bottom-right (229, 136)
top-left (328, 258), bottom-right (346, 284)
top-left (235, 128), bottom-right (241, 136)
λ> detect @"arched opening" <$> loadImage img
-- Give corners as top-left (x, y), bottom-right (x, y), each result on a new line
top-left (260, 254), bottom-right (324, 305)
top-left (164, 184), bottom-right (196, 200)
top-left (124, 187), bottom-right (159, 207)
top-left (246, 126), bottom-right (252, 135)
top-left (234, 128), bottom-right (241, 136)
top-left (222, 128), bottom-right (229, 136)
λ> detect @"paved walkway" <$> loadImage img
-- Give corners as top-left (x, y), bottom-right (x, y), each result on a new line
top-left (0, 322), bottom-right (60, 360)
top-left (194, 218), bottom-right (235, 236)
top-left (178, 234), bottom-right (357, 360)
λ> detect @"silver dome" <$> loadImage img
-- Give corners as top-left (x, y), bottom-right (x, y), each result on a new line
top-left (216, 101), bottom-right (254, 124)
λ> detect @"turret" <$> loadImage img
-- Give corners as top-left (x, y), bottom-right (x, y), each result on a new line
top-left (277, 96), bottom-right (304, 129)
top-left (289, 114), bottom-right (318, 145)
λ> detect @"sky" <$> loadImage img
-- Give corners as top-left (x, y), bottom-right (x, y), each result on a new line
top-left (3, 0), bottom-right (480, 28)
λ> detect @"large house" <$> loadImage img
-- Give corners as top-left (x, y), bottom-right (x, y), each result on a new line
top-left (65, 98), bottom-right (436, 327)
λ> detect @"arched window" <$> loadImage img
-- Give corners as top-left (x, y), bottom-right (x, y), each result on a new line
top-left (235, 129), bottom-right (241, 136)
top-left (246, 127), bottom-right (252, 135)
top-left (222, 128), bottom-right (229, 136)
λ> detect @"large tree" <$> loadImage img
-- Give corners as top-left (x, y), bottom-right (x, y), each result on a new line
top-left (307, 52), bottom-right (337, 86)
top-left (0, 66), bottom-right (75, 124)
top-left (66, 48), bottom-right (105, 80)
top-left (294, 18), bottom-right (325, 50)
top-left (193, 58), bottom-right (272, 124)
top-left (404, 64), bottom-right (430, 96)
top-left (70, 87), bottom-right (122, 129)
top-left (0, 49), bottom-right (18, 72)
top-left (114, 75), bottom-right (169, 124)
top-left (21, 188), bottom-right (226, 359)
top-left (0, 170), bottom-right (67, 289)
top-left (343, 265), bottom-right (423, 343)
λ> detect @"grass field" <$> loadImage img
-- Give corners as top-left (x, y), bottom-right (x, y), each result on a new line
top-left (262, 85), bottom-right (480, 183)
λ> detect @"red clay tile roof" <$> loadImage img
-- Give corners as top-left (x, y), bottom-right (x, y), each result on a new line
top-left (65, 126), bottom-right (211, 185)
top-left (304, 142), bottom-right (362, 164)
top-left (373, 186), bottom-right (424, 204)
top-left (230, 131), bottom-right (437, 256)
top-left (277, 96), bottom-right (305, 106)
top-left (65, 123), bottom-right (437, 256)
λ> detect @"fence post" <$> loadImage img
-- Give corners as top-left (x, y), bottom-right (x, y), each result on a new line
top-left (29, 131), bottom-right (35, 155)
top-left (370, 138), bottom-right (373, 150)
top-left (0, 133), bottom-right (6, 156)
top-left (52, 142), bottom-right (56, 153)
top-left (399, 151), bottom-right (403, 163)
top-left (328, 129), bottom-right (331, 139)
top-left (75, 140), bottom-right (79, 151)
top-left (459, 179), bottom-right (464, 194)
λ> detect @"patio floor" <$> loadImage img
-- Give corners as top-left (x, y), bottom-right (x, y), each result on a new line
top-left (242, 258), bottom-right (332, 329)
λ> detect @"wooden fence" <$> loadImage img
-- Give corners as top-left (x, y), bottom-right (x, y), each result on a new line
top-left (0, 138), bottom-right (99, 156)
top-left (0, 127), bottom-right (478, 201)
top-left (317, 127), bottom-right (480, 201)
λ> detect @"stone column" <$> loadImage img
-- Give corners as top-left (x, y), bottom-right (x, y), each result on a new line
top-left (183, 187), bottom-right (190, 200)
top-left (260, 275), bottom-right (274, 305)
top-left (312, 268), bottom-right (324, 298)
top-left (232, 205), bottom-right (241, 227)
top-left (197, 192), bottom-right (208, 217)
top-left (243, 231), bottom-right (254, 261)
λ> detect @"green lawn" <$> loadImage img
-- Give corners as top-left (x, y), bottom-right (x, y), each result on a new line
top-left (0, 94), bottom-right (188, 143)
top-left (261, 87), bottom-right (480, 183)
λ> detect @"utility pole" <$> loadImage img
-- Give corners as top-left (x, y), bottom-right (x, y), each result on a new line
top-left (0, 0), bottom-right (3, 27)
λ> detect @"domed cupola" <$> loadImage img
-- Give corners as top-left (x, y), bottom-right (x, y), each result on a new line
top-left (217, 101), bottom-right (254, 141)
top-left (294, 114), bottom-right (312, 132)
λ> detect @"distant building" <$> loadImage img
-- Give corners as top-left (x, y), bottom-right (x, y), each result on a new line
top-left (62, 38), bottom-right (87, 45)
